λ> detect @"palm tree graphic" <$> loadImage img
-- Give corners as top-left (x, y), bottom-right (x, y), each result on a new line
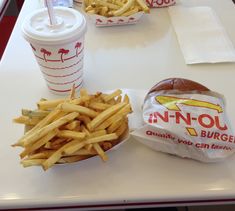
top-left (58, 48), bottom-right (69, 62)
top-left (40, 48), bottom-right (51, 62)
top-left (128, 17), bottom-right (135, 23)
top-left (96, 18), bottom-right (102, 25)
top-left (75, 42), bottom-right (82, 57)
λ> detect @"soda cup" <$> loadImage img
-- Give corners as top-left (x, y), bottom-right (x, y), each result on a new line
top-left (22, 7), bottom-right (87, 95)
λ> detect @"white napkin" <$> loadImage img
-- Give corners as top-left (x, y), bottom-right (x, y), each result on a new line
top-left (168, 6), bottom-right (235, 64)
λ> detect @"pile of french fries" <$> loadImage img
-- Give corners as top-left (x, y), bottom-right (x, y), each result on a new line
top-left (84, 0), bottom-right (150, 17)
top-left (12, 87), bottom-right (132, 171)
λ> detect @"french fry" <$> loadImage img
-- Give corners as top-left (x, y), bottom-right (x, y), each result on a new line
top-left (102, 89), bottom-right (122, 102)
top-left (69, 84), bottom-right (77, 100)
top-left (81, 125), bottom-right (93, 151)
top-left (77, 115), bottom-right (91, 126)
top-left (21, 159), bottom-right (45, 167)
top-left (37, 99), bottom-right (65, 110)
top-left (96, 104), bottom-right (131, 130)
top-left (21, 109), bottom-right (50, 118)
top-left (87, 102), bottom-right (126, 130)
top-left (93, 143), bottom-right (108, 161)
top-left (70, 95), bottom-right (91, 105)
top-left (63, 141), bottom-right (86, 155)
top-left (114, 121), bottom-right (128, 137)
top-left (58, 130), bottom-right (86, 140)
top-left (13, 108), bottom-right (61, 147)
top-left (96, 0), bottom-right (121, 10)
top-left (23, 112), bottom-right (79, 147)
top-left (13, 89), bottom-right (132, 170)
top-left (116, 95), bottom-right (122, 103)
top-left (20, 129), bottom-right (58, 159)
top-left (27, 151), bottom-right (55, 159)
top-left (136, 0), bottom-right (149, 13)
top-left (123, 94), bottom-right (130, 103)
top-left (106, 98), bottom-right (116, 105)
top-left (99, 6), bottom-right (109, 16)
top-left (88, 102), bottom-right (111, 111)
top-left (89, 130), bottom-right (107, 138)
top-left (42, 139), bottom-right (80, 170)
top-left (71, 148), bottom-right (97, 156)
top-left (108, 0), bottom-right (124, 7)
top-left (45, 138), bottom-right (68, 150)
top-left (107, 116), bottom-right (124, 133)
top-left (13, 116), bottom-right (41, 126)
top-left (84, 0), bottom-right (90, 6)
top-left (64, 120), bottom-right (80, 130)
top-left (85, 0), bottom-right (149, 18)
top-left (111, 0), bottom-right (134, 16)
top-left (80, 88), bottom-right (89, 97)
top-left (122, 6), bottom-right (139, 16)
top-left (101, 142), bottom-right (113, 151)
top-left (58, 103), bottom-right (98, 118)
top-left (86, 133), bottom-right (118, 144)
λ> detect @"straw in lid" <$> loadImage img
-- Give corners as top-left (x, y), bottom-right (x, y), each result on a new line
top-left (22, 7), bottom-right (87, 45)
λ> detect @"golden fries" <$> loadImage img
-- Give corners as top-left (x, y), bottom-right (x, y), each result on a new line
top-left (12, 88), bottom-right (132, 170)
top-left (84, 0), bottom-right (149, 17)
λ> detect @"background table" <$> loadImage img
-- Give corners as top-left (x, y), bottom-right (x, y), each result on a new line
top-left (1, 0), bottom-right (235, 210)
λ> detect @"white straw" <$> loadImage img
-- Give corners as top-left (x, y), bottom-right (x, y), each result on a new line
top-left (45, 0), bottom-right (57, 25)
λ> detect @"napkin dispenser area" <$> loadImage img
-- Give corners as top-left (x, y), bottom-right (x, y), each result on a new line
top-left (168, 6), bottom-right (235, 64)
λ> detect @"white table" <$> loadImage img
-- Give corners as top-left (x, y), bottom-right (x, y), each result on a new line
top-left (1, 0), bottom-right (235, 210)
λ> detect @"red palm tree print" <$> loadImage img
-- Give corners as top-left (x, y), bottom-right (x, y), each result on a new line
top-left (58, 48), bottom-right (69, 62)
top-left (96, 19), bottom-right (102, 25)
top-left (75, 42), bottom-right (82, 57)
top-left (40, 48), bottom-right (51, 62)
top-left (107, 19), bottom-right (113, 23)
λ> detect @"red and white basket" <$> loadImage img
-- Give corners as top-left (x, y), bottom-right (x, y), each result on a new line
top-left (146, 0), bottom-right (175, 8)
top-left (86, 11), bottom-right (144, 27)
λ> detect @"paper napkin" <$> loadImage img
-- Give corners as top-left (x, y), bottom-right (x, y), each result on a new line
top-left (168, 6), bottom-right (235, 64)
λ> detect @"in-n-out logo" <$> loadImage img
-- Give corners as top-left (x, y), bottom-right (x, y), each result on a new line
top-left (147, 95), bottom-right (226, 137)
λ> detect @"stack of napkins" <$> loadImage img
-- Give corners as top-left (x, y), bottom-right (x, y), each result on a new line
top-left (168, 6), bottom-right (235, 64)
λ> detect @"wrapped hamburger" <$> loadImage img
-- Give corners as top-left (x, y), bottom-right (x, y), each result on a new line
top-left (131, 78), bottom-right (235, 162)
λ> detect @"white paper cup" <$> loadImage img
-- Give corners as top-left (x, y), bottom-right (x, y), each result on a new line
top-left (22, 7), bottom-right (87, 95)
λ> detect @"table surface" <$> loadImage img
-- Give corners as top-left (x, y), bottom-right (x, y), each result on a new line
top-left (1, 0), bottom-right (235, 210)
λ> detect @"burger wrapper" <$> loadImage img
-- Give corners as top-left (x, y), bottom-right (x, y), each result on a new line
top-left (131, 90), bottom-right (235, 162)
top-left (146, 0), bottom-right (175, 8)
top-left (85, 12), bottom-right (144, 27)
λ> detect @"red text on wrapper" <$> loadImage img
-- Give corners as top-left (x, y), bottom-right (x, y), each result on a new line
top-left (145, 130), bottom-right (233, 150)
top-left (148, 111), bottom-right (227, 130)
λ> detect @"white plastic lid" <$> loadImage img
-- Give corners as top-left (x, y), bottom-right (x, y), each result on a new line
top-left (22, 7), bottom-right (87, 45)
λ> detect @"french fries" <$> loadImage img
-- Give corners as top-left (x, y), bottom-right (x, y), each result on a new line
top-left (13, 88), bottom-right (132, 170)
top-left (84, 0), bottom-right (149, 17)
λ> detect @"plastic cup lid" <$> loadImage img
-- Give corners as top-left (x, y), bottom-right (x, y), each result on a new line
top-left (22, 6), bottom-right (87, 44)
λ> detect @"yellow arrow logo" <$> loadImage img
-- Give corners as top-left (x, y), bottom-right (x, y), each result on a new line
top-left (155, 95), bottom-right (223, 113)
